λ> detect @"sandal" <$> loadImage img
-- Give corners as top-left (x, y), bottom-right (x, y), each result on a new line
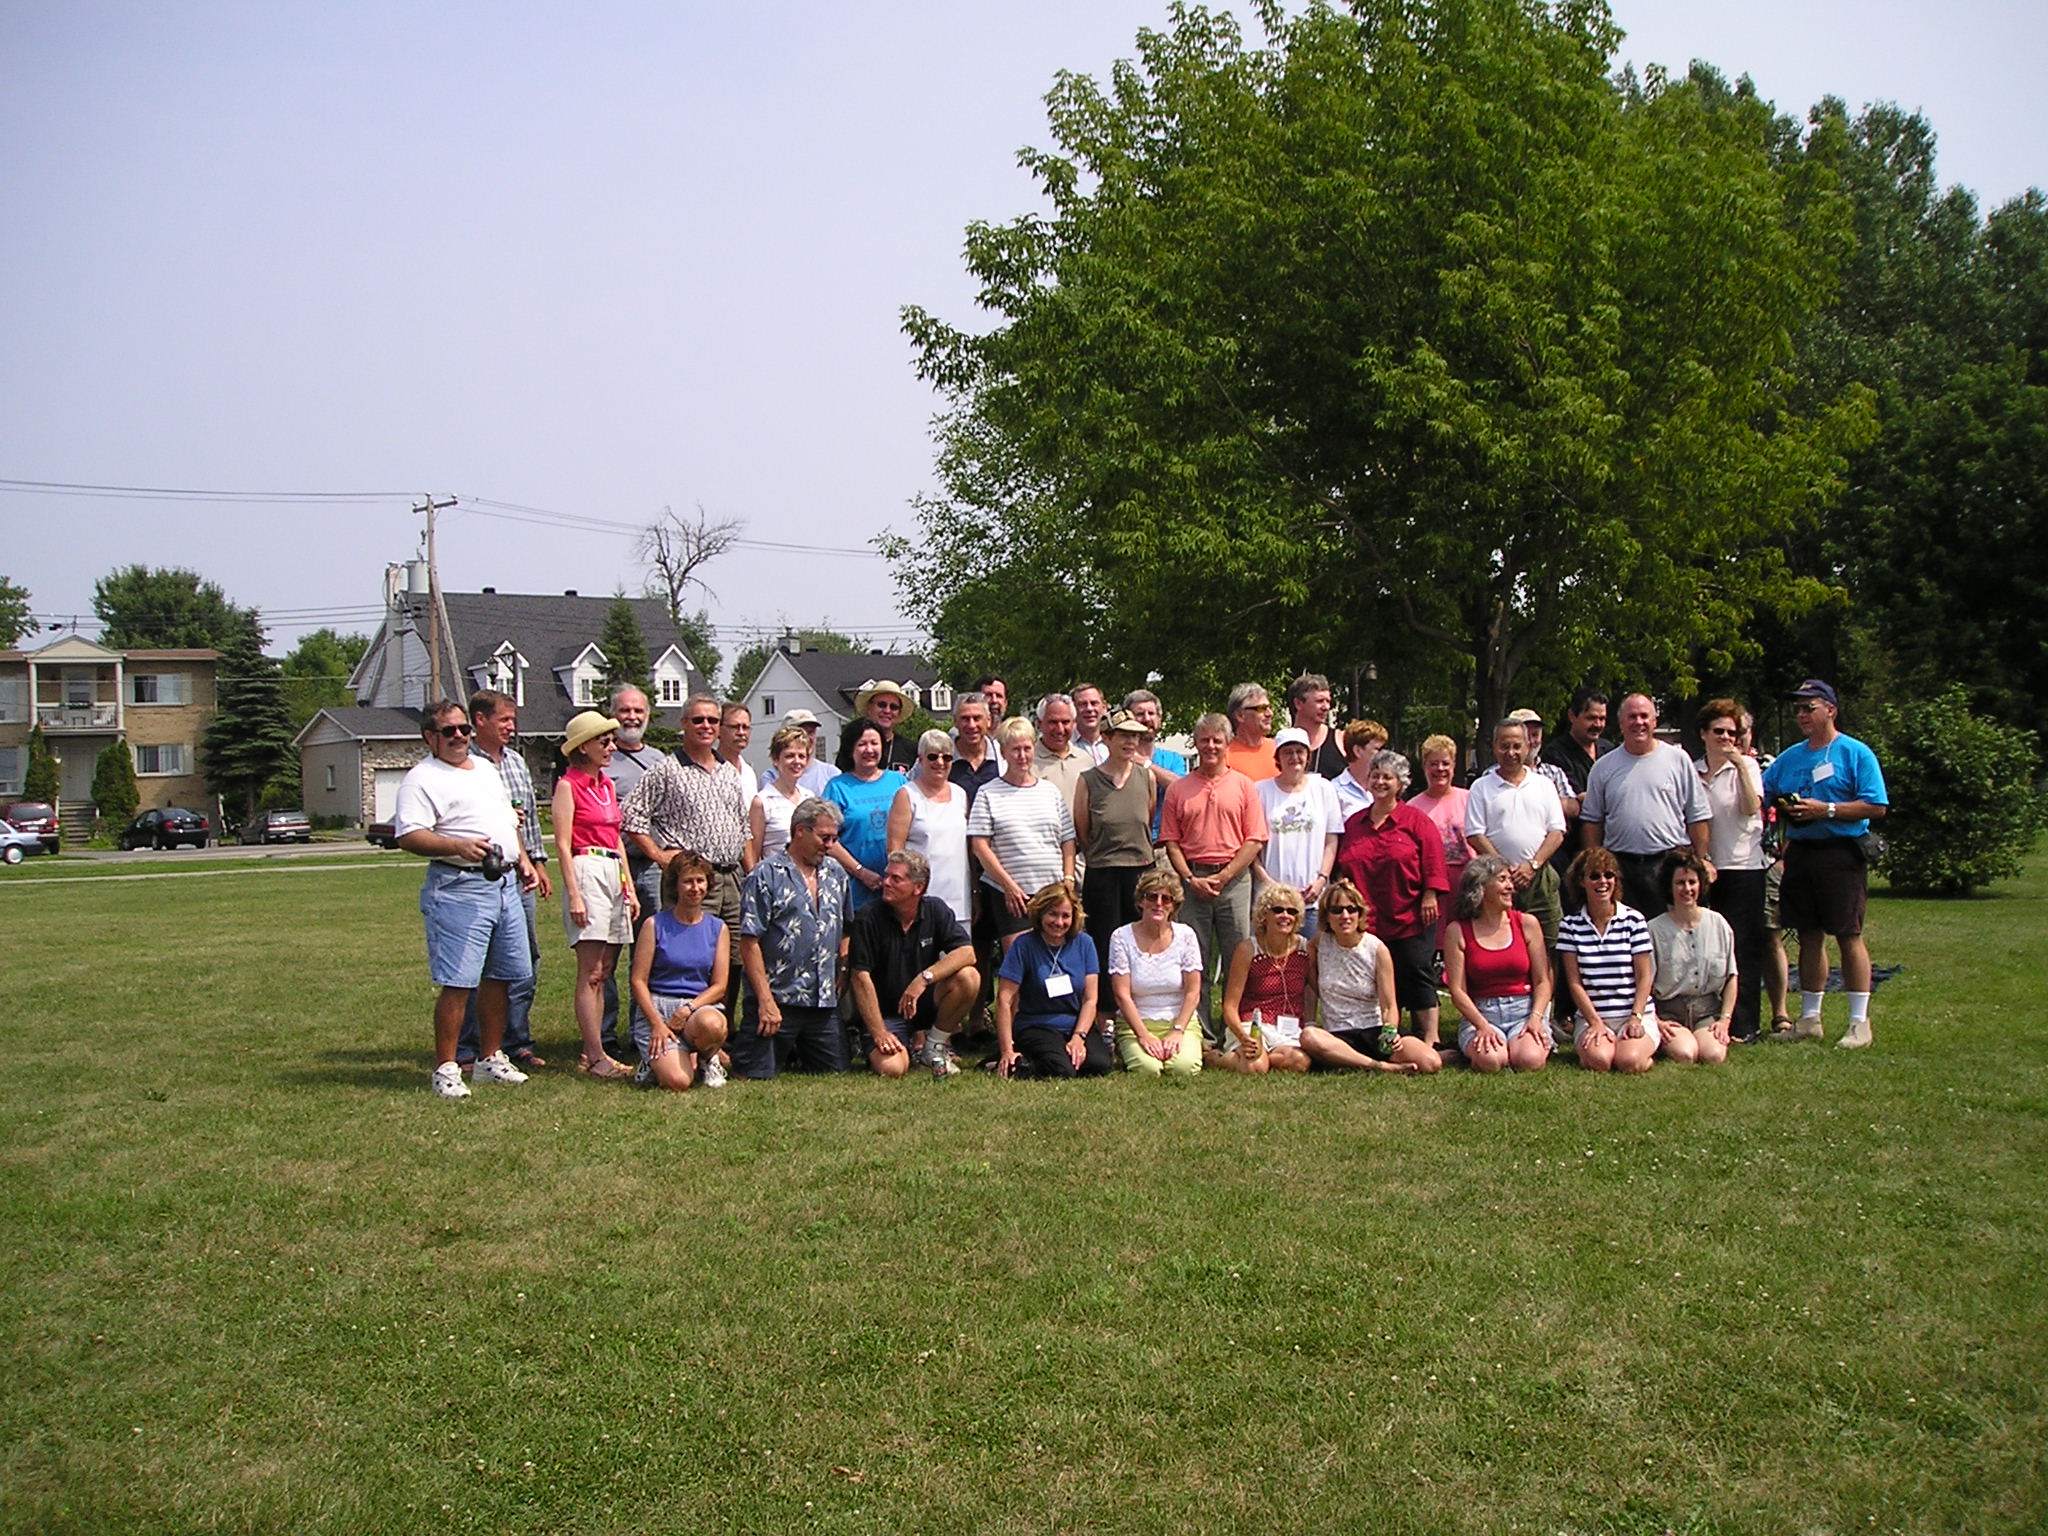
top-left (581, 1054), bottom-right (635, 1079)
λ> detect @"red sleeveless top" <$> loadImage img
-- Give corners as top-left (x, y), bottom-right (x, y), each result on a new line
top-left (1457, 914), bottom-right (1531, 998)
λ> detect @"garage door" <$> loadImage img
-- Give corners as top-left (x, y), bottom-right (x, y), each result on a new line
top-left (374, 767), bottom-right (407, 822)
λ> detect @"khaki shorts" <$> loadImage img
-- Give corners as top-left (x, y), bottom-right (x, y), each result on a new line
top-left (563, 853), bottom-right (634, 945)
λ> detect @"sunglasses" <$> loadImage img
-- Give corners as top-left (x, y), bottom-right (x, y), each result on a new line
top-left (924, 751), bottom-right (953, 762)
top-left (1139, 892), bottom-right (1176, 905)
top-left (434, 723), bottom-right (472, 739)
top-left (1585, 871), bottom-right (1618, 882)
top-left (1325, 904), bottom-right (1362, 916)
top-left (1706, 726), bottom-right (1739, 736)
top-left (687, 714), bottom-right (721, 725)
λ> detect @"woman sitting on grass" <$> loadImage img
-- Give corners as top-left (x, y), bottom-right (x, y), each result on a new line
top-left (1443, 856), bottom-right (1553, 1074)
top-left (1301, 878), bottom-right (1440, 1075)
top-left (995, 882), bottom-right (1110, 1079)
top-left (1211, 883), bottom-right (1314, 1075)
top-left (1106, 868), bottom-right (1204, 1077)
top-left (554, 710), bottom-right (637, 1079)
top-left (1557, 847), bottom-right (1657, 1074)
top-left (1648, 850), bottom-right (1735, 1066)
top-left (628, 852), bottom-right (730, 1092)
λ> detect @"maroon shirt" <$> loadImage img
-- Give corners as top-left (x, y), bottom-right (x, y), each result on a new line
top-left (1334, 800), bottom-right (1449, 941)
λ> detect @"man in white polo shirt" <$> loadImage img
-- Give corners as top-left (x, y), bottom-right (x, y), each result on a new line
top-left (394, 699), bottom-right (540, 1099)
top-left (1465, 718), bottom-right (1567, 946)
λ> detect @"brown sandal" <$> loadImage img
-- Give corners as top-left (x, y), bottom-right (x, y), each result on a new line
top-left (580, 1054), bottom-right (634, 1079)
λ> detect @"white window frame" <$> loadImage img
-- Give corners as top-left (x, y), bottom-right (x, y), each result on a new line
top-left (134, 742), bottom-right (189, 776)
top-left (130, 672), bottom-right (191, 706)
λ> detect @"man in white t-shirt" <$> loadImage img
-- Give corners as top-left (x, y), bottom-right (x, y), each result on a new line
top-left (1465, 719), bottom-right (1567, 944)
top-left (394, 699), bottom-right (541, 1099)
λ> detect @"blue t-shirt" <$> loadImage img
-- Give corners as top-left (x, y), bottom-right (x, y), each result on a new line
top-left (1761, 734), bottom-right (1887, 841)
top-left (825, 770), bottom-right (901, 909)
top-left (1148, 745), bottom-right (1188, 842)
top-left (998, 929), bottom-right (1100, 1034)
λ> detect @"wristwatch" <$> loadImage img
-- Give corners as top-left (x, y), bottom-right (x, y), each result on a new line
top-left (921, 969), bottom-right (935, 985)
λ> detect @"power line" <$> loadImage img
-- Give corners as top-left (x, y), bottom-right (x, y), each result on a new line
top-left (0, 476), bottom-right (410, 503)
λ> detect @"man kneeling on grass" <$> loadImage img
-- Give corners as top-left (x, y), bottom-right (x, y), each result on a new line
top-left (846, 849), bottom-right (981, 1077)
top-left (394, 698), bottom-right (540, 1099)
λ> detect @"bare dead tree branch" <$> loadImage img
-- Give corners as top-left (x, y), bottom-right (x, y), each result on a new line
top-left (636, 502), bottom-right (745, 632)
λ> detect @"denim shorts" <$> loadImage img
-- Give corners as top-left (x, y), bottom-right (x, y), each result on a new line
top-left (1457, 992), bottom-right (1535, 1056)
top-left (421, 864), bottom-right (533, 989)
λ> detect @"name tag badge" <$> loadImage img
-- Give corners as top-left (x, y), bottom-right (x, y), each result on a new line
top-left (1277, 1014), bottom-right (1300, 1034)
top-left (1043, 971), bottom-right (1075, 998)
top-left (1812, 761), bottom-right (1835, 784)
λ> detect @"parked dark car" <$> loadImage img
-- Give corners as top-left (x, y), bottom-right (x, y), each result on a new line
top-left (365, 820), bottom-right (400, 848)
top-left (238, 809), bottom-right (313, 845)
top-left (119, 807), bottom-right (212, 850)
top-left (3, 801), bottom-right (60, 854)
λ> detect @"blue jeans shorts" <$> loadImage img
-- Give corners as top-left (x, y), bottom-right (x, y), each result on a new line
top-left (1457, 993), bottom-right (1534, 1056)
top-left (421, 864), bottom-right (533, 990)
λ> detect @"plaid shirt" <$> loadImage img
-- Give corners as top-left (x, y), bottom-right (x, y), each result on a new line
top-left (1534, 759), bottom-right (1576, 809)
top-left (621, 750), bottom-right (748, 867)
top-left (478, 744), bottom-right (545, 863)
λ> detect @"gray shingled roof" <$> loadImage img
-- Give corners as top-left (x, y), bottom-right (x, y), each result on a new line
top-left (780, 651), bottom-right (940, 710)
top-left (387, 590), bottom-right (713, 736)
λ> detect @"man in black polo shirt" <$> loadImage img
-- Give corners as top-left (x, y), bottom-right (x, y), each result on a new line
top-left (846, 849), bottom-right (981, 1077)
top-left (947, 690), bottom-right (1001, 806)
top-left (1540, 686), bottom-right (1610, 889)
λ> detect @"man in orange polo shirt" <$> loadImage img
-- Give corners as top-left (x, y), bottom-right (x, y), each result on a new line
top-left (1222, 682), bottom-right (1279, 782)
top-left (1162, 712), bottom-right (1269, 1045)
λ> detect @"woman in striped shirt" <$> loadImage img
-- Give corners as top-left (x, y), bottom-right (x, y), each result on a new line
top-left (1557, 847), bottom-right (1658, 1074)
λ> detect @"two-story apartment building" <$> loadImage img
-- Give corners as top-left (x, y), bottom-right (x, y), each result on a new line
top-left (0, 635), bottom-right (219, 834)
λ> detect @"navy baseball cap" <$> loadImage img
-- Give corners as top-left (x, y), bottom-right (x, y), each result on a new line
top-left (1789, 679), bottom-right (1839, 707)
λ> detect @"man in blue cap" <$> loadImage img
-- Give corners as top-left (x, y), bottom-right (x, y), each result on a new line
top-left (1761, 680), bottom-right (1890, 1049)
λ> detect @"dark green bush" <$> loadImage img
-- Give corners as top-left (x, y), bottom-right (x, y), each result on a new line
top-left (1863, 687), bottom-right (2045, 895)
top-left (91, 740), bottom-right (140, 826)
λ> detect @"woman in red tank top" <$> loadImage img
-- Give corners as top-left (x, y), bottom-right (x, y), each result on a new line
top-left (1443, 855), bottom-right (1553, 1075)
top-left (1214, 884), bottom-right (1314, 1075)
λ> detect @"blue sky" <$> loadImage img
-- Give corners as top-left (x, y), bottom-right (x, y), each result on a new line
top-left (3, 1), bottom-right (2040, 667)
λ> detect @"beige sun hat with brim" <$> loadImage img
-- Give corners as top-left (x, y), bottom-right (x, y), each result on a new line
top-left (854, 681), bottom-right (908, 717)
top-left (560, 710), bottom-right (623, 758)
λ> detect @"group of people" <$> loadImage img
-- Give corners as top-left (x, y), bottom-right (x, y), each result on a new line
top-left (391, 667), bottom-right (1888, 1099)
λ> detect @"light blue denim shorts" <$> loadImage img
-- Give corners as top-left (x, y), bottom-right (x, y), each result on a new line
top-left (421, 864), bottom-right (533, 989)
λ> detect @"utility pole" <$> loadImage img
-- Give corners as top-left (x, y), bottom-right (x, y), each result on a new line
top-left (415, 494), bottom-right (459, 703)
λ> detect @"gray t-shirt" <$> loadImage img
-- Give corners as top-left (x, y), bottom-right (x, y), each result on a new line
top-left (1579, 742), bottom-right (1709, 855)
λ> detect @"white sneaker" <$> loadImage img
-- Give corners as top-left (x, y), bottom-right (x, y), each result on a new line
top-left (471, 1050), bottom-right (530, 1086)
top-left (431, 1062), bottom-right (471, 1099)
top-left (700, 1055), bottom-right (728, 1089)
top-left (1837, 1019), bottom-right (1872, 1050)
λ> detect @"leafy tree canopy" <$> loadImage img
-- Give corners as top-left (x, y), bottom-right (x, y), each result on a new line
top-left (280, 629), bottom-right (369, 737)
top-left (93, 566), bottom-right (256, 651)
top-left (0, 576), bottom-right (34, 649)
top-left (896, 0), bottom-right (1874, 731)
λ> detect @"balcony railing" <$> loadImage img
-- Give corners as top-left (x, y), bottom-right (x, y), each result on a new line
top-left (36, 704), bottom-right (120, 731)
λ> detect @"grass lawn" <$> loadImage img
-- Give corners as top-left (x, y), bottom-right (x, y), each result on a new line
top-left (3, 851), bottom-right (2043, 1534)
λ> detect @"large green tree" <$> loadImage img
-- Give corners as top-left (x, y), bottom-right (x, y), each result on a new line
top-left (279, 628), bottom-right (369, 737)
top-left (896, 0), bottom-right (1872, 729)
top-left (92, 566), bottom-right (255, 651)
top-left (24, 724), bottom-right (59, 803)
top-left (0, 576), bottom-right (34, 649)
top-left (202, 621), bottom-right (295, 820)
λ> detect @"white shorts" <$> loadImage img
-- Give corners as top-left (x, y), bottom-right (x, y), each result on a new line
top-left (1254, 1014), bottom-right (1303, 1050)
top-left (563, 853), bottom-right (633, 946)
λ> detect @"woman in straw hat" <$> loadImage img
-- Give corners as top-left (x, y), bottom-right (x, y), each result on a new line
top-left (553, 710), bottom-right (638, 1078)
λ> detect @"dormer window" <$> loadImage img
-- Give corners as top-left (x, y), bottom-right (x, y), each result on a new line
top-left (930, 682), bottom-right (954, 713)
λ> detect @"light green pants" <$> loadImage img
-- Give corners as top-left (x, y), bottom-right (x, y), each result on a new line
top-left (1116, 1020), bottom-right (1203, 1077)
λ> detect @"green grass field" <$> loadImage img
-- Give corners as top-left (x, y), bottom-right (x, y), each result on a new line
top-left (4, 851), bottom-right (2044, 1534)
